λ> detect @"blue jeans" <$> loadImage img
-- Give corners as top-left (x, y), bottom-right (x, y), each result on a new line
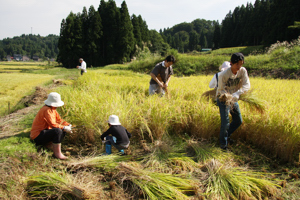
top-left (149, 84), bottom-right (165, 96)
top-left (105, 136), bottom-right (129, 150)
top-left (217, 99), bottom-right (242, 147)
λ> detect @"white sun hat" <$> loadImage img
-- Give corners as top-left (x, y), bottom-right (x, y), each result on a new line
top-left (107, 115), bottom-right (121, 125)
top-left (44, 92), bottom-right (64, 107)
top-left (219, 61), bottom-right (231, 72)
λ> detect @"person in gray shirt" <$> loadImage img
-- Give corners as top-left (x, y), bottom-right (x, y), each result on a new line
top-left (149, 55), bottom-right (175, 96)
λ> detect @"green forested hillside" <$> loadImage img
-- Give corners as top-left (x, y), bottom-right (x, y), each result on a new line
top-left (0, 34), bottom-right (59, 60)
top-left (161, 0), bottom-right (300, 51)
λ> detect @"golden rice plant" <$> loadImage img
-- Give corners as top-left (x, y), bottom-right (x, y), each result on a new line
top-left (201, 159), bottom-right (279, 200)
top-left (57, 69), bottom-right (300, 162)
top-left (201, 89), bottom-right (267, 114)
top-left (117, 162), bottom-right (197, 200)
top-left (0, 73), bottom-right (54, 115)
top-left (187, 140), bottom-right (232, 163)
top-left (67, 154), bottom-right (132, 171)
top-left (167, 154), bottom-right (201, 173)
top-left (26, 171), bottom-right (103, 199)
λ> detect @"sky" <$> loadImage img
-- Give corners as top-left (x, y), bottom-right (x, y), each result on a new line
top-left (0, 0), bottom-right (255, 40)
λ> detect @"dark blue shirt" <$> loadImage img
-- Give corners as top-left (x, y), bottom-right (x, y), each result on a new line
top-left (101, 125), bottom-right (131, 145)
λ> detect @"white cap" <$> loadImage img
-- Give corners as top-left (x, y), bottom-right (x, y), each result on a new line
top-left (107, 115), bottom-right (121, 125)
top-left (44, 92), bottom-right (64, 107)
top-left (219, 61), bottom-right (231, 72)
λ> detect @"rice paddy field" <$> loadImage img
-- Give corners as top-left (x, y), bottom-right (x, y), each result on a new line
top-left (58, 69), bottom-right (300, 163)
top-left (0, 73), bottom-right (54, 115)
top-left (1, 58), bottom-right (300, 199)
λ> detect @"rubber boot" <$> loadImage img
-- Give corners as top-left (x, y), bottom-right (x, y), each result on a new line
top-left (52, 143), bottom-right (68, 160)
top-left (105, 144), bottom-right (112, 155)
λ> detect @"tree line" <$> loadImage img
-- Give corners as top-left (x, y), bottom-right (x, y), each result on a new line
top-left (161, 0), bottom-right (300, 51)
top-left (0, 0), bottom-right (298, 65)
top-left (0, 34), bottom-right (59, 60)
top-left (160, 19), bottom-right (217, 53)
top-left (57, 0), bottom-right (169, 68)
top-left (216, 0), bottom-right (300, 48)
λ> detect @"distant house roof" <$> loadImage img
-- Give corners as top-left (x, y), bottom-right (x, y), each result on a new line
top-left (33, 55), bottom-right (39, 61)
top-left (14, 54), bottom-right (23, 61)
top-left (201, 48), bottom-right (212, 52)
top-left (23, 55), bottom-right (30, 61)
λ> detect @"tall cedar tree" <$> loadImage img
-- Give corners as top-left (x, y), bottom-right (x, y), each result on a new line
top-left (87, 5), bottom-right (103, 66)
top-left (58, 12), bottom-right (79, 68)
top-left (118, 1), bottom-right (135, 63)
top-left (98, 0), bottom-right (120, 65)
top-left (138, 15), bottom-right (149, 45)
top-left (131, 14), bottom-right (142, 48)
top-left (213, 21), bottom-right (221, 49)
top-left (81, 7), bottom-right (89, 62)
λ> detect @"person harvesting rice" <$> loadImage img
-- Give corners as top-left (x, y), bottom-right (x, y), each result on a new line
top-left (101, 115), bottom-right (131, 155)
top-left (216, 53), bottom-right (250, 151)
top-left (76, 58), bottom-right (87, 75)
top-left (149, 55), bottom-right (175, 96)
top-left (30, 92), bottom-right (72, 160)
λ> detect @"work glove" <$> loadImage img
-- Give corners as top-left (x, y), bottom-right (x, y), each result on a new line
top-left (102, 137), bottom-right (106, 144)
top-left (64, 126), bottom-right (72, 134)
top-left (232, 93), bottom-right (239, 102)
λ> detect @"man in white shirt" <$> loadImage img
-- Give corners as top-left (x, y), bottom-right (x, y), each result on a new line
top-left (76, 58), bottom-right (87, 75)
top-left (216, 53), bottom-right (250, 151)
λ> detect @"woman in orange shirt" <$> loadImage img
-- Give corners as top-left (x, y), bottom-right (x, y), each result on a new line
top-left (30, 92), bottom-right (72, 160)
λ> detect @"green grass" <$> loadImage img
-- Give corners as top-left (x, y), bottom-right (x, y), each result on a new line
top-left (0, 133), bottom-right (36, 159)
top-left (128, 45), bottom-right (300, 78)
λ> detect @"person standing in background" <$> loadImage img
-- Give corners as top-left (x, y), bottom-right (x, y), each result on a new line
top-left (77, 58), bottom-right (87, 75)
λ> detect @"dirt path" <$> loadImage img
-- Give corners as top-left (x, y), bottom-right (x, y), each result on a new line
top-left (0, 83), bottom-right (63, 139)
top-left (0, 104), bottom-right (41, 139)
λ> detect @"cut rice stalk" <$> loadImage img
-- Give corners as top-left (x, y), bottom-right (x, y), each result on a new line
top-left (202, 89), bottom-right (267, 114)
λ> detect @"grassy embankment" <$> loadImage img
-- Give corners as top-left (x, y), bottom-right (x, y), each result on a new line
top-left (1, 43), bottom-right (300, 199)
top-left (0, 61), bottom-right (80, 116)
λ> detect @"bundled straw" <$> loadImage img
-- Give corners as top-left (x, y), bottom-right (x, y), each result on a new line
top-left (26, 172), bottom-right (85, 199)
top-left (202, 89), bottom-right (267, 114)
top-left (117, 162), bottom-right (196, 200)
top-left (202, 159), bottom-right (279, 200)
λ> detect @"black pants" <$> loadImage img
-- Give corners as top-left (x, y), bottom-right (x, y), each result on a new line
top-left (81, 70), bottom-right (84, 75)
top-left (34, 128), bottom-right (65, 145)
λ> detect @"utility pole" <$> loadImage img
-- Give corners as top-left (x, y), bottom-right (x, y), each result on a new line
top-left (31, 27), bottom-right (33, 35)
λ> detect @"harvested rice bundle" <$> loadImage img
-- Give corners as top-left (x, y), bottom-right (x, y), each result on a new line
top-left (117, 162), bottom-right (197, 200)
top-left (26, 172), bottom-right (101, 199)
top-left (201, 159), bottom-right (279, 200)
top-left (202, 89), bottom-right (267, 114)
